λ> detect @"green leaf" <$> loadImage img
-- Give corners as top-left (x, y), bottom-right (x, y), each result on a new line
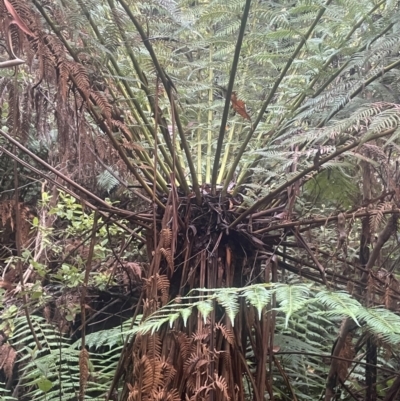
top-left (275, 284), bottom-right (310, 328)
top-left (357, 307), bottom-right (400, 341)
top-left (168, 312), bottom-right (180, 328)
top-left (180, 307), bottom-right (192, 327)
top-left (196, 300), bottom-right (214, 324)
top-left (37, 377), bottom-right (53, 393)
top-left (315, 291), bottom-right (361, 325)
top-left (241, 285), bottom-right (272, 319)
top-left (217, 289), bottom-right (239, 326)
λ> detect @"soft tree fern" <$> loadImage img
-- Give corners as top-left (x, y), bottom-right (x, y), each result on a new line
top-left (1, 0), bottom-right (400, 400)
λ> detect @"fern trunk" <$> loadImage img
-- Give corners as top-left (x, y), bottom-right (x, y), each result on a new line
top-left (117, 191), bottom-right (276, 400)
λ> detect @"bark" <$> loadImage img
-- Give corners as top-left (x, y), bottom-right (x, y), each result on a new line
top-left (365, 337), bottom-right (377, 401)
top-left (362, 216), bottom-right (396, 279)
top-left (324, 318), bottom-right (357, 401)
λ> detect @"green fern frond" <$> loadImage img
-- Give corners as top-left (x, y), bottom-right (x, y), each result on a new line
top-left (357, 307), bottom-right (400, 343)
top-left (275, 284), bottom-right (311, 328)
top-left (96, 169), bottom-right (119, 193)
top-left (315, 290), bottom-right (361, 324)
top-left (216, 289), bottom-right (239, 326)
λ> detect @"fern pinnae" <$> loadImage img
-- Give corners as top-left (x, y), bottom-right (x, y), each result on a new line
top-left (196, 299), bottom-right (214, 325)
top-left (315, 291), bottom-right (361, 325)
top-left (275, 284), bottom-right (311, 329)
top-left (216, 290), bottom-right (240, 326)
top-left (357, 307), bottom-right (400, 342)
top-left (241, 284), bottom-right (273, 319)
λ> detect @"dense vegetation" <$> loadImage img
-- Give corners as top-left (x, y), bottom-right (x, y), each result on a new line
top-left (1, 0), bottom-right (400, 400)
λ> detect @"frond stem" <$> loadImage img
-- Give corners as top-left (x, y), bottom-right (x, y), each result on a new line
top-left (222, 0), bottom-right (332, 196)
top-left (217, 123), bottom-right (236, 184)
top-left (31, 0), bottom-right (162, 203)
top-left (211, 0), bottom-right (252, 193)
top-left (107, 0), bottom-right (175, 180)
top-left (197, 111), bottom-right (203, 184)
top-left (118, 0), bottom-right (201, 202)
top-left (230, 128), bottom-right (396, 228)
top-left (206, 48), bottom-right (213, 184)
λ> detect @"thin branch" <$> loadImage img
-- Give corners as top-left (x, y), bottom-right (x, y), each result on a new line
top-left (79, 212), bottom-right (99, 401)
top-left (13, 145), bottom-right (42, 351)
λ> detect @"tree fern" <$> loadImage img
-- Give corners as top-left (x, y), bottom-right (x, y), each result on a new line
top-left (2, 0), bottom-right (400, 399)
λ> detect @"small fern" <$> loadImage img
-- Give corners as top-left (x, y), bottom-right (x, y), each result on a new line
top-left (5, 315), bottom-right (138, 401)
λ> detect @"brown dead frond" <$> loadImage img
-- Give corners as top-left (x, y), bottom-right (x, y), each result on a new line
top-left (160, 356), bottom-right (176, 386)
top-left (215, 323), bottom-right (235, 346)
top-left (213, 374), bottom-right (230, 401)
top-left (0, 343), bottom-right (17, 379)
top-left (337, 334), bottom-right (354, 382)
top-left (160, 247), bottom-right (174, 275)
top-left (174, 331), bottom-right (192, 360)
top-left (336, 212), bottom-right (347, 255)
top-left (219, 350), bottom-right (232, 369)
top-left (144, 274), bottom-right (170, 306)
top-left (125, 262), bottom-right (142, 278)
top-left (192, 328), bottom-right (210, 342)
top-left (79, 348), bottom-right (90, 392)
top-left (157, 274), bottom-right (170, 305)
top-left (70, 63), bottom-right (90, 99)
top-left (91, 90), bottom-right (112, 120)
top-left (0, 200), bottom-right (31, 244)
top-left (184, 353), bottom-right (209, 378)
top-left (120, 134), bottom-right (145, 152)
top-left (150, 388), bottom-right (181, 401)
top-left (127, 383), bottom-right (138, 401)
top-left (0, 200), bottom-right (14, 228)
top-left (146, 334), bottom-right (162, 360)
top-left (160, 228), bottom-right (172, 249)
top-left (166, 388), bottom-right (181, 401)
top-left (370, 202), bottom-right (393, 234)
top-left (377, 272), bottom-right (399, 310)
top-left (139, 355), bottom-right (163, 395)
